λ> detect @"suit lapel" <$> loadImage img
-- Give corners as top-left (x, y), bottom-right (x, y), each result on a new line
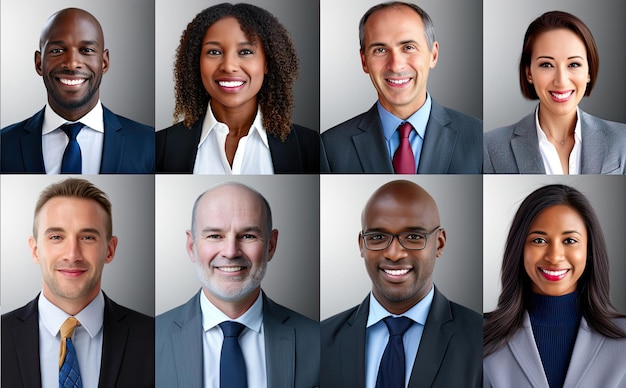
top-left (563, 318), bottom-right (604, 387)
top-left (21, 109), bottom-right (46, 172)
top-left (418, 101), bottom-right (455, 173)
top-left (268, 129), bottom-right (300, 173)
top-left (353, 105), bottom-right (394, 173)
top-left (507, 313), bottom-right (549, 388)
top-left (99, 106), bottom-right (124, 173)
top-left (171, 292), bottom-right (204, 387)
top-left (263, 294), bottom-right (295, 387)
top-left (98, 294), bottom-right (129, 388)
top-left (13, 297), bottom-right (42, 387)
top-left (579, 110), bottom-right (607, 174)
top-left (510, 113), bottom-right (545, 173)
top-left (338, 297), bottom-right (369, 387)
top-left (408, 287), bottom-right (453, 387)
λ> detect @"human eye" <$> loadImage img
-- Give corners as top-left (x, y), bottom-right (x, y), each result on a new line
top-left (530, 237), bottom-right (547, 244)
top-left (205, 234), bottom-right (223, 240)
top-left (239, 48), bottom-right (254, 56)
top-left (563, 237), bottom-right (578, 244)
top-left (49, 47), bottom-right (64, 54)
top-left (538, 62), bottom-right (553, 68)
top-left (240, 233), bottom-right (260, 242)
top-left (372, 47), bottom-right (387, 55)
top-left (80, 47), bottom-right (96, 54)
top-left (49, 234), bottom-right (63, 241)
top-left (568, 62), bottom-right (582, 68)
top-left (403, 44), bottom-right (417, 51)
top-left (206, 48), bottom-right (222, 56)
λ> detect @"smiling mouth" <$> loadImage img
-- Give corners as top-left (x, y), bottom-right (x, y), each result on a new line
top-left (549, 90), bottom-right (574, 101)
top-left (386, 78), bottom-right (411, 86)
top-left (218, 266), bottom-right (245, 273)
top-left (58, 78), bottom-right (86, 86)
top-left (539, 267), bottom-right (570, 281)
top-left (217, 80), bottom-right (245, 88)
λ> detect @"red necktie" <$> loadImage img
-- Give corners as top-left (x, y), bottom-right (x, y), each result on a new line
top-left (392, 122), bottom-right (415, 174)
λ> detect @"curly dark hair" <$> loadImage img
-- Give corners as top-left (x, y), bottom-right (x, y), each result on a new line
top-left (173, 3), bottom-right (299, 141)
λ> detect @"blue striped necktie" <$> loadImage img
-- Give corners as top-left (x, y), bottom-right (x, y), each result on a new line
top-left (59, 317), bottom-right (83, 388)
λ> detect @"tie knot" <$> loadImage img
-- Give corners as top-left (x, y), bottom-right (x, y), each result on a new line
top-left (60, 317), bottom-right (80, 339)
top-left (397, 122), bottom-right (413, 138)
top-left (61, 122), bottom-right (84, 140)
top-left (382, 316), bottom-right (413, 336)
top-left (220, 321), bottom-right (246, 338)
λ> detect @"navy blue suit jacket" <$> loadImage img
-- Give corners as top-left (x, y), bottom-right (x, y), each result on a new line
top-left (1, 105), bottom-right (155, 173)
top-left (156, 117), bottom-right (323, 173)
top-left (1, 293), bottom-right (155, 388)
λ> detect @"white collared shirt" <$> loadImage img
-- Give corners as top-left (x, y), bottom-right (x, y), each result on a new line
top-left (365, 286), bottom-right (434, 388)
top-left (536, 106), bottom-right (582, 175)
top-left (200, 290), bottom-right (267, 388)
top-left (38, 291), bottom-right (104, 388)
top-left (193, 103), bottom-right (274, 174)
top-left (41, 101), bottom-right (105, 174)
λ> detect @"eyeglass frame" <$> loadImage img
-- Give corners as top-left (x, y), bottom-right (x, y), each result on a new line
top-left (360, 226), bottom-right (442, 251)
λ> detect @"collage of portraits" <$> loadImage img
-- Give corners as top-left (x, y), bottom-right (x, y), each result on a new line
top-left (0, 0), bottom-right (625, 387)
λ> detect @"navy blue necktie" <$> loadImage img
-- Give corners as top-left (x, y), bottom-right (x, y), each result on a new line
top-left (60, 123), bottom-right (83, 173)
top-left (59, 317), bottom-right (83, 388)
top-left (376, 316), bottom-right (414, 388)
top-left (219, 321), bottom-right (247, 388)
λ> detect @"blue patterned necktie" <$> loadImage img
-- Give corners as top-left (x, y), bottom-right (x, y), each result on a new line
top-left (60, 122), bottom-right (83, 173)
top-left (375, 316), bottom-right (414, 388)
top-left (59, 317), bottom-right (83, 388)
top-left (219, 321), bottom-right (248, 388)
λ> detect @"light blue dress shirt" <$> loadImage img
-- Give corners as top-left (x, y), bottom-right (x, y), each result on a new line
top-left (377, 93), bottom-right (432, 171)
top-left (365, 286), bottom-right (434, 388)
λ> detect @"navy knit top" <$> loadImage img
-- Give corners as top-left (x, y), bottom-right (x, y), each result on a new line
top-left (528, 291), bottom-right (581, 388)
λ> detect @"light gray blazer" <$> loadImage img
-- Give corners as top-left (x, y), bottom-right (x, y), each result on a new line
top-left (156, 290), bottom-right (320, 387)
top-left (483, 109), bottom-right (626, 174)
top-left (483, 313), bottom-right (626, 387)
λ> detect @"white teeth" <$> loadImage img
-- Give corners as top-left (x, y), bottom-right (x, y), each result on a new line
top-left (218, 81), bottom-right (245, 88)
top-left (540, 268), bottom-right (568, 276)
top-left (59, 78), bottom-right (85, 86)
top-left (220, 266), bottom-right (243, 272)
top-left (550, 91), bottom-right (573, 99)
top-left (384, 268), bottom-right (410, 276)
top-left (387, 78), bottom-right (410, 85)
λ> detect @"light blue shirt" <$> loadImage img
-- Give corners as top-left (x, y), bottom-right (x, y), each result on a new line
top-left (365, 286), bottom-right (434, 388)
top-left (200, 290), bottom-right (267, 388)
top-left (38, 291), bottom-right (104, 388)
top-left (377, 93), bottom-right (432, 171)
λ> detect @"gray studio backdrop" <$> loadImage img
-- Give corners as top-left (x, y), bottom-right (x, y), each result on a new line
top-left (320, 0), bottom-right (483, 132)
top-left (320, 175), bottom-right (483, 320)
top-left (0, 0), bottom-right (155, 128)
top-left (483, 0), bottom-right (626, 131)
top-left (1, 175), bottom-right (155, 316)
top-left (155, 175), bottom-right (320, 321)
top-left (483, 176), bottom-right (626, 314)
top-left (155, 0), bottom-right (320, 132)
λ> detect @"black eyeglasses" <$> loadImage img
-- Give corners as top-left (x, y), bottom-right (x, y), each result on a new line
top-left (360, 226), bottom-right (442, 251)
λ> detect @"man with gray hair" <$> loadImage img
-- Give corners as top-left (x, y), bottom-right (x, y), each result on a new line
top-left (156, 182), bottom-right (319, 387)
top-left (322, 2), bottom-right (482, 174)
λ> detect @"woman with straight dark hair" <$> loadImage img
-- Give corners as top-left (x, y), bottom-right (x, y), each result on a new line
top-left (484, 11), bottom-right (626, 174)
top-left (483, 184), bottom-right (626, 387)
top-left (156, 3), bottom-right (322, 174)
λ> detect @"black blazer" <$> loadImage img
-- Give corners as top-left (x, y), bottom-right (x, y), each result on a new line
top-left (156, 117), bottom-right (322, 173)
top-left (321, 286), bottom-right (482, 387)
top-left (0, 106), bottom-right (155, 173)
top-left (1, 293), bottom-right (155, 388)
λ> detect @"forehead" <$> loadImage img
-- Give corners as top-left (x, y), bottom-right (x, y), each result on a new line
top-left (42, 11), bottom-right (104, 46)
top-left (362, 191), bottom-right (437, 230)
top-left (37, 196), bottom-right (107, 227)
top-left (532, 29), bottom-right (586, 57)
top-left (196, 186), bottom-right (265, 226)
top-left (204, 17), bottom-right (252, 42)
top-left (530, 204), bottom-right (586, 230)
top-left (364, 5), bottom-right (427, 44)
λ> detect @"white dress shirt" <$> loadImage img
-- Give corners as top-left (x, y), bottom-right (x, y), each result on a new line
top-left (193, 103), bottom-right (274, 174)
top-left (41, 101), bottom-right (105, 174)
top-left (365, 286), bottom-right (434, 388)
top-left (536, 106), bottom-right (582, 175)
top-left (200, 290), bottom-right (267, 388)
top-left (38, 291), bottom-right (104, 388)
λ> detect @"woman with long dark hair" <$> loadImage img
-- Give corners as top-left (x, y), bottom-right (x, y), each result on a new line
top-left (483, 184), bottom-right (626, 387)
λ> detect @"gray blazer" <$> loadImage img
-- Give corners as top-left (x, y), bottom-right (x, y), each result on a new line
top-left (156, 290), bottom-right (320, 387)
top-left (483, 313), bottom-right (626, 387)
top-left (483, 109), bottom-right (626, 174)
top-left (321, 100), bottom-right (483, 173)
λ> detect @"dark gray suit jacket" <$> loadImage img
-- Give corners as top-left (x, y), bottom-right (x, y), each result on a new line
top-left (483, 314), bottom-right (626, 387)
top-left (156, 290), bottom-right (320, 387)
top-left (321, 287), bottom-right (482, 387)
top-left (483, 108), bottom-right (626, 174)
top-left (321, 100), bottom-right (483, 173)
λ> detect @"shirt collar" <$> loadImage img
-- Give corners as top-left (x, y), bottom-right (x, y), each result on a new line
top-left (366, 285), bottom-right (434, 328)
top-left (42, 100), bottom-right (105, 135)
top-left (200, 289), bottom-right (264, 334)
top-left (535, 105), bottom-right (582, 144)
top-left (38, 290), bottom-right (105, 339)
top-left (198, 102), bottom-right (269, 149)
top-left (377, 93), bottom-right (432, 141)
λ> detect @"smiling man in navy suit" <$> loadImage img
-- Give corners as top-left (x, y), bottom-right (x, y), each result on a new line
top-left (0, 8), bottom-right (154, 173)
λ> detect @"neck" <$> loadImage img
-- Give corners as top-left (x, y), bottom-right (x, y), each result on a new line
top-left (538, 104), bottom-right (577, 144)
top-left (211, 99), bottom-right (258, 137)
top-left (43, 287), bottom-right (99, 316)
top-left (204, 287), bottom-right (260, 319)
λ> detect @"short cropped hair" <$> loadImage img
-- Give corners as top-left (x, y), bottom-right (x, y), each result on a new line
top-left (519, 10), bottom-right (599, 99)
top-left (33, 178), bottom-right (113, 239)
top-left (359, 1), bottom-right (436, 52)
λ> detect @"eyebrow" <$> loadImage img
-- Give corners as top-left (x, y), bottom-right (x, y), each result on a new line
top-left (200, 226), bottom-right (264, 234)
top-left (535, 55), bottom-right (585, 61)
top-left (203, 40), bottom-right (256, 47)
top-left (367, 39), bottom-right (420, 50)
top-left (527, 230), bottom-right (583, 236)
top-left (363, 226), bottom-right (430, 233)
top-left (43, 227), bottom-right (102, 236)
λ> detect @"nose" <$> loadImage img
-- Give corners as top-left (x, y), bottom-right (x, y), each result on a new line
top-left (545, 242), bottom-right (565, 264)
top-left (62, 49), bottom-right (83, 70)
top-left (384, 236), bottom-right (408, 262)
top-left (220, 236), bottom-right (241, 258)
top-left (65, 239), bottom-right (82, 261)
top-left (387, 50), bottom-right (405, 73)
top-left (219, 51), bottom-right (239, 73)
top-left (553, 66), bottom-right (567, 87)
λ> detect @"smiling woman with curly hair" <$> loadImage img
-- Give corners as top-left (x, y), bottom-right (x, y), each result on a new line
top-left (156, 3), bottom-right (321, 174)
